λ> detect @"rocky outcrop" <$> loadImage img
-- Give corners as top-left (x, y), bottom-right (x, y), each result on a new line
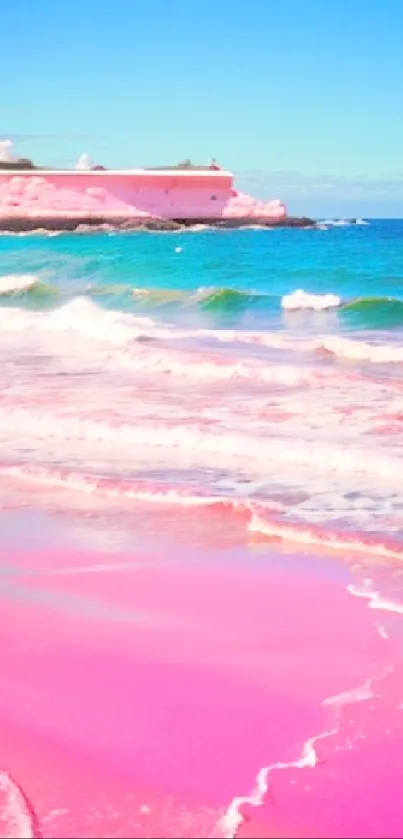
top-left (124, 218), bottom-right (183, 232)
top-left (0, 153), bottom-right (314, 228)
top-left (267, 216), bottom-right (315, 228)
top-left (0, 215), bottom-right (314, 232)
top-left (189, 216), bottom-right (315, 229)
top-left (0, 171), bottom-right (289, 224)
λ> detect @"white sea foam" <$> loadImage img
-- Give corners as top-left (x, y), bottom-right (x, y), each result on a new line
top-left (281, 289), bottom-right (342, 311)
top-left (1, 298), bottom-right (401, 370)
top-left (0, 297), bottom-right (158, 345)
top-left (220, 730), bottom-right (334, 838)
top-left (113, 344), bottom-right (336, 387)
top-left (323, 681), bottom-right (375, 707)
top-left (0, 274), bottom-right (38, 294)
top-left (0, 771), bottom-right (35, 838)
top-left (347, 580), bottom-right (403, 614)
top-left (319, 335), bottom-right (403, 363)
top-left (0, 297), bottom-right (310, 355)
top-left (319, 219), bottom-right (351, 227)
top-left (43, 297), bottom-right (157, 344)
top-left (0, 408), bottom-right (401, 482)
top-left (248, 513), bottom-right (403, 561)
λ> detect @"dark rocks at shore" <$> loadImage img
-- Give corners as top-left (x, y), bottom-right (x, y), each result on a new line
top-left (203, 216), bottom-right (315, 229)
top-left (0, 218), bottom-right (108, 233)
top-left (0, 217), bottom-right (184, 233)
top-left (0, 215), bottom-right (315, 233)
top-left (125, 219), bottom-right (183, 232)
top-left (124, 217), bottom-right (316, 230)
top-left (275, 216), bottom-right (315, 228)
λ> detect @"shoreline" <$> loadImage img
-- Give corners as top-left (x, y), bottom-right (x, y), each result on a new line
top-left (0, 507), bottom-right (400, 838)
top-left (0, 215), bottom-right (315, 233)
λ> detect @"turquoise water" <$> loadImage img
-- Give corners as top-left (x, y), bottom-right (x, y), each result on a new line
top-left (0, 219), bottom-right (403, 564)
top-left (1, 220), bottom-right (403, 331)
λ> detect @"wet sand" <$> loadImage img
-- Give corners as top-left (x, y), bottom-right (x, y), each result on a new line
top-left (0, 514), bottom-right (401, 838)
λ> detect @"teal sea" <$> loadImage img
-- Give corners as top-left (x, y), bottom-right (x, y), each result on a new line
top-left (1, 220), bottom-right (403, 331)
top-left (0, 219), bottom-right (403, 575)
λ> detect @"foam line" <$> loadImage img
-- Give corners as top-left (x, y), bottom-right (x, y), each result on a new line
top-left (248, 513), bottom-right (403, 562)
top-left (220, 729), bottom-right (335, 838)
top-left (0, 771), bottom-right (36, 838)
top-left (347, 580), bottom-right (403, 614)
top-left (220, 664), bottom-right (389, 838)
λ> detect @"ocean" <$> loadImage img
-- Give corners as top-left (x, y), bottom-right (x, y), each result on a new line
top-left (1, 219), bottom-right (403, 838)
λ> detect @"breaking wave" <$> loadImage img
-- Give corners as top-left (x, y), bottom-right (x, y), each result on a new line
top-left (342, 295), bottom-right (403, 328)
top-left (0, 296), bottom-right (403, 366)
top-left (281, 289), bottom-right (342, 311)
top-left (132, 285), bottom-right (274, 312)
top-left (124, 287), bottom-right (403, 333)
top-left (1, 277), bottom-right (403, 332)
top-left (0, 274), bottom-right (55, 301)
top-left (115, 286), bottom-right (403, 328)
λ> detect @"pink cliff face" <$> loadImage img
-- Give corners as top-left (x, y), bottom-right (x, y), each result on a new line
top-left (0, 171), bottom-right (287, 222)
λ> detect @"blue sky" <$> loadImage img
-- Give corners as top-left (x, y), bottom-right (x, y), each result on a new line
top-left (1, 0), bottom-right (402, 216)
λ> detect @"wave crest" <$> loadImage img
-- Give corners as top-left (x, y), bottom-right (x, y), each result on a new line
top-left (0, 274), bottom-right (55, 300)
top-left (342, 296), bottom-right (403, 328)
top-left (0, 295), bottom-right (403, 368)
top-left (282, 289), bottom-right (342, 311)
top-left (131, 285), bottom-right (271, 312)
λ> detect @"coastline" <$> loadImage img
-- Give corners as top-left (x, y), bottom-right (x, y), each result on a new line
top-left (0, 215), bottom-right (315, 233)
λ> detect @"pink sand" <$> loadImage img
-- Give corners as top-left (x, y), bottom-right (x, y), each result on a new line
top-left (1, 536), bottom-right (401, 838)
top-left (238, 660), bottom-right (403, 838)
top-left (0, 169), bottom-right (286, 222)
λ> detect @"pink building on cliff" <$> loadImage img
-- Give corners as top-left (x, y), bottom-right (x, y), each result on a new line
top-left (0, 141), bottom-right (288, 228)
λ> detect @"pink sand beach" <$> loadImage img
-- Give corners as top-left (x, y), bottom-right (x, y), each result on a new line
top-left (1, 223), bottom-right (403, 837)
top-left (1, 508), bottom-right (402, 839)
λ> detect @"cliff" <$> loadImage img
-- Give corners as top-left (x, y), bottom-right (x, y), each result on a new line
top-left (0, 170), bottom-right (314, 230)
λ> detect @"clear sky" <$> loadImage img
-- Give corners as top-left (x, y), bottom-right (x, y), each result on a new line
top-left (1, 0), bottom-right (402, 216)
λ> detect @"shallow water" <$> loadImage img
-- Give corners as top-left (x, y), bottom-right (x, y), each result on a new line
top-left (1, 220), bottom-right (403, 837)
top-left (0, 221), bottom-right (403, 562)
